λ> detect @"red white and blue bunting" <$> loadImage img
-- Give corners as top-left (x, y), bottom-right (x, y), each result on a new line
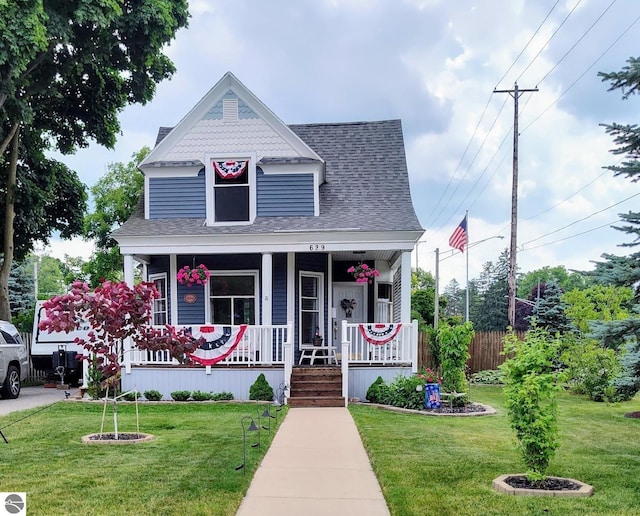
top-left (213, 159), bottom-right (248, 180)
top-left (358, 323), bottom-right (402, 345)
top-left (187, 324), bottom-right (248, 365)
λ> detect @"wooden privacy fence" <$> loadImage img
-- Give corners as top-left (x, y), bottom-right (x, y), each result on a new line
top-left (20, 333), bottom-right (48, 382)
top-left (418, 330), bottom-right (525, 374)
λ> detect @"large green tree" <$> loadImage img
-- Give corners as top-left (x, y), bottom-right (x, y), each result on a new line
top-left (470, 250), bottom-right (510, 331)
top-left (517, 265), bottom-right (590, 299)
top-left (0, 0), bottom-right (189, 320)
top-left (589, 57), bottom-right (640, 399)
top-left (83, 147), bottom-right (148, 285)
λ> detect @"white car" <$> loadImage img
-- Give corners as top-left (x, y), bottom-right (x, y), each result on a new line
top-left (0, 320), bottom-right (29, 399)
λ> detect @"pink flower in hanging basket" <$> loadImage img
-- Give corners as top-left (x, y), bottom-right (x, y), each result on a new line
top-left (177, 264), bottom-right (210, 287)
top-left (348, 263), bottom-right (380, 284)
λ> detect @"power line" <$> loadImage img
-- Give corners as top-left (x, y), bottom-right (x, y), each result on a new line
top-left (520, 191), bottom-right (640, 247)
top-left (519, 219), bottom-right (620, 252)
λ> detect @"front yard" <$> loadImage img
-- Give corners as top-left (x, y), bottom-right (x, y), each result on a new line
top-left (1, 387), bottom-right (639, 515)
top-left (0, 401), bottom-right (283, 515)
top-left (351, 385), bottom-right (640, 515)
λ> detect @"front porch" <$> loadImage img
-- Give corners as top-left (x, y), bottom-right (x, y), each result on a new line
top-left (120, 321), bottom-right (419, 403)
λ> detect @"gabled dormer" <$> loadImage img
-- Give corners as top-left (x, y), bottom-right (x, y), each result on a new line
top-left (139, 72), bottom-right (325, 225)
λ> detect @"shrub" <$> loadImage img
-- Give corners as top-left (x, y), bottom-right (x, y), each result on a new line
top-left (143, 389), bottom-right (162, 401)
top-left (191, 390), bottom-right (215, 401)
top-left (471, 369), bottom-right (504, 385)
top-left (211, 391), bottom-right (234, 401)
top-left (171, 390), bottom-right (191, 401)
top-left (366, 376), bottom-right (389, 403)
top-left (501, 327), bottom-right (565, 482)
top-left (437, 321), bottom-right (474, 393)
top-left (249, 373), bottom-right (274, 401)
top-left (562, 340), bottom-right (621, 402)
top-left (122, 390), bottom-right (141, 401)
top-left (385, 374), bottom-right (425, 410)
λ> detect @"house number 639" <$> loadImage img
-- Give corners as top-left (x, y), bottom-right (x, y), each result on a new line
top-left (309, 244), bottom-right (325, 251)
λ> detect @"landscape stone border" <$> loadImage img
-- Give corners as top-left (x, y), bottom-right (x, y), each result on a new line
top-left (82, 433), bottom-right (155, 445)
top-left (493, 474), bottom-right (593, 497)
top-left (357, 402), bottom-right (497, 416)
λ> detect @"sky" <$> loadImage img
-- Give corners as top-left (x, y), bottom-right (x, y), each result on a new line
top-left (47, 0), bottom-right (640, 289)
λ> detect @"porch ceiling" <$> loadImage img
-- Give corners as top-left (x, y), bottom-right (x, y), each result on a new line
top-left (332, 250), bottom-right (399, 262)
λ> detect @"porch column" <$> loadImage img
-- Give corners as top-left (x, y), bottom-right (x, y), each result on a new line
top-left (261, 253), bottom-right (273, 325)
top-left (123, 254), bottom-right (135, 286)
top-left (401, 251), bottom-right (412, 322)
top-left (123, 254), bottom-right (134, 374)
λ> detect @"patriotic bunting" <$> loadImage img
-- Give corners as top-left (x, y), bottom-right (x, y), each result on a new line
top-left (358, 323), bottom-right (402, 345)
top-left (187, 324), bottom-right (248, 365)
top-left (213, 160), bottom-right (248, 180)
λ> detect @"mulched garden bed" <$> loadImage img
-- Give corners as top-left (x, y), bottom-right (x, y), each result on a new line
top-left (505, 475), bottom-right (582, 491)
top-left (424, 403), bottom-right (487, 414)
top-left (624, 411), bottom-right (640, 418)
top-left (87, 433), bottom-right (147, 441)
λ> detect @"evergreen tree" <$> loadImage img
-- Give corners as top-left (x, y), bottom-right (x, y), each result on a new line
top-left (470, 250), bottom-right (509, 331)
top-left (588, 57), bottom-right (640, 399)
top-left (442, 279), bottom-right (465, 318)
top-left (530, 282), bottom-right (574, 335)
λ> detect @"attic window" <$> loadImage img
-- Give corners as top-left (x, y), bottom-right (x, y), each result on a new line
top-left (223, 99), bottom-right (238, 122)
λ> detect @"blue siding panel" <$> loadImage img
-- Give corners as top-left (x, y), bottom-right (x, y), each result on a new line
top-left (257, 168), bottom-right (314, 216)
top-left (272, 254), bottom-right (288, 325)
top-left (149, 171), bottom-right (206, 219)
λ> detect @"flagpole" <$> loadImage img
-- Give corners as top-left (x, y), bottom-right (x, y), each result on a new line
top-left (465, 210), bottom-right (469, 322)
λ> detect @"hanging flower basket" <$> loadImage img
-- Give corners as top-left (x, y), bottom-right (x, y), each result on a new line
top-left (347, 263), bottom-right (380, 284)
top-left (177, 264), bottom-right (210, 287)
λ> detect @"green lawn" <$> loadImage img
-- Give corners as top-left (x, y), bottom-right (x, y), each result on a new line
top-left (350, 386), bottom-right (640, 516)
top-left (0, 401), bottom-right (285, 515)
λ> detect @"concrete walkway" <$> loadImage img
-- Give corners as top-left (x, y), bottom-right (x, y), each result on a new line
top-left (236, 407), bottom-right (390, 516)
top-left (0, 386), bottom-right (75, 416)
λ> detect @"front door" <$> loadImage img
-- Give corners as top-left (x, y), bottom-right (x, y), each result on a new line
top-left (332, 282), bottom-right (366, 347)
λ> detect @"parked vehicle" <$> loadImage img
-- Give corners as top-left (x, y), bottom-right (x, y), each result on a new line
top-left (0, 320), bottom-right (29, 398)
top-left (31, 301), bottom-right (89, 386)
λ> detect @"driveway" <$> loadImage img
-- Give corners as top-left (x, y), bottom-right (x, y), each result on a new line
top-left (0, 386), bottom-right (77, 416)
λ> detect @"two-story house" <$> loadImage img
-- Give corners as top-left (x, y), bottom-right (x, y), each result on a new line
top-left (113, 72), bottom-right (423, 405)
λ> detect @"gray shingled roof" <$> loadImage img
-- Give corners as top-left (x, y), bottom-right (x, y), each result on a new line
top-left (113, 119), bottom-right (423, 238)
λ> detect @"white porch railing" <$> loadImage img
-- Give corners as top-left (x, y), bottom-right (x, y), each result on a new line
top-left (341, 321), bottom-right (417, 366)
top-left (126, 323), bottom-right (290, 367)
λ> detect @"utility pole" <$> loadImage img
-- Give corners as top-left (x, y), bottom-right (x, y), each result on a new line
top-left (493, 82), bottom-right (538, 328)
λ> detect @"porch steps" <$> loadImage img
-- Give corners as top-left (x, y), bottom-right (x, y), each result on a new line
top-left (288, 366), bottom-right (344, 408)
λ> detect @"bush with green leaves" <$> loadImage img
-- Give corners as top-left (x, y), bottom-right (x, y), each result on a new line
top-left (170, 390), bottom-right (191, 401)
top-left (470, 369), bottom-right (504, 385)
top-left (143, 390), bottom-right (162, 401)
top-left (249, 373), bottom-right (274, 401)
top-left (211, 391), bottom-right (234, 401)
top-left (501, 327), bottom-right (566, 482)
top-left (437, 321), bottom-right (474, 393)
top-left (385, 374), bottom-right (425, 410)
top-left (122, 390), bottom-right (141, 402)
top-left (191, 390), bottom-right (214, 401)
top-left (562, 339), bottom-right (621, 402)
top-left (366, 376), bottom-right (389, 404)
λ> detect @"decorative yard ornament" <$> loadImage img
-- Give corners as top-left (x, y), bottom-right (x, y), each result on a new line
top-left (341, 298), bottom-right (357, 318)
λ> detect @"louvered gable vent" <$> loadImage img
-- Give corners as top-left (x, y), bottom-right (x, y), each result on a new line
top-left (223, 98), bottom-right (238, 122)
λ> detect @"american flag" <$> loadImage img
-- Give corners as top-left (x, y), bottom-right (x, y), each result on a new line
top-left (449, 215), bottom-right (468, 252)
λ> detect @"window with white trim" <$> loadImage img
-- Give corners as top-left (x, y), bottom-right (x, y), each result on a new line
top-left (150, 273), bottom-right (168, 325)
top-left (299, 272), bottom-right (324, 346)
top-left (212, 158), bottom-right (250, 222)
top-left (208, 272), bottom-right (257, 325)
